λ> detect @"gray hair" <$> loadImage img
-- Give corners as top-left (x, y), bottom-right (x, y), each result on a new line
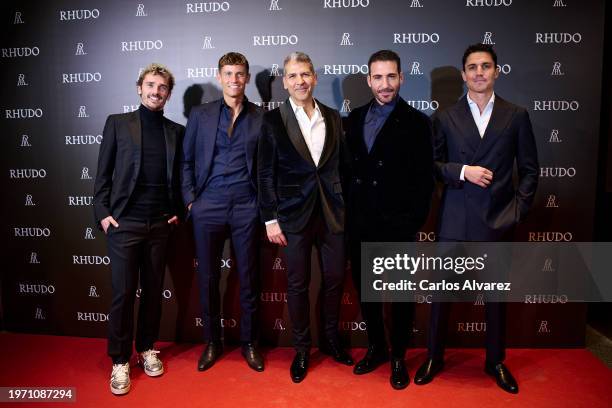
top-left (283, 52), bottom-right (315, 74)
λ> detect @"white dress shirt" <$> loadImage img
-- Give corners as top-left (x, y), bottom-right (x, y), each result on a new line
top-left (265, 98), bottom-right (327, 226)
top-left (460, 92), bottom-right (495, 181)
top-left (289, 97), bottom-right (326, 166)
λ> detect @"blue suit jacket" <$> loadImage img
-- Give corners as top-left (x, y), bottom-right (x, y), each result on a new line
top-left (181, 99), bottom-right (263, 208)
top-left (434, 95), bottom-right (539, 241)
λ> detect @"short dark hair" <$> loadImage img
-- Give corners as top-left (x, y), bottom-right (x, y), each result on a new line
top-left (462, 43), bottom-right (497, 70)
top-left (367, 49), bottom-right (401, 74)
top-left (218, 52), bottom-right (250, 74)
top-left (137, 63), bottom-right (175, 92)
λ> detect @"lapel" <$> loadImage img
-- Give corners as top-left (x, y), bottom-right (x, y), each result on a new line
top-left (316, 99), bottom-right (336, 169)
top-left (451, 95), bottom-right (483, 155)
top-left (369, 98), bottom-right (402, 156)
top-left (127, 111), bottom-right (142, 172)
top-left (242, 101), bottom-right (256, 177)
top-left (203, 99), bottom-right (222, 174)
top-left (472, 95), bottom-right (513, 162)
top-left (162, 118), bottom-right (176, 185)
top-left (279, 98), bottom-right (316, 167)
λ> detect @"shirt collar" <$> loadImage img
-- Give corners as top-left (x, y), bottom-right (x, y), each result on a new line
top-left (289, 97), bottom-right (320, 116)
top-left (370, 97), bottom-right (397, 116)
top-left (467, 92), bottom-right (495, 109)
top-left (221, 96), bottom-right (249, 111)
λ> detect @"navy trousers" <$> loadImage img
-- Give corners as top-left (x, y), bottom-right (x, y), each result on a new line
top-left (191, 187), bottom-right (260, 344)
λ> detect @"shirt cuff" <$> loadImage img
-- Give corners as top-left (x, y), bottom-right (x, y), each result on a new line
top-left (460, 165), bottom-right (466, 181)
top-left (265, 219), bottom-right (278, 226)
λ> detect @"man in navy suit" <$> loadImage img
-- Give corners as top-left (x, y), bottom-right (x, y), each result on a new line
top-left (414, 43), bottom-right (539, 394)
top-left (258, 52), bottom-right (353, 383)
top-left (181, 52), bottom-right (264, 372)
top-left (93, 63), bottom-right (184, 395)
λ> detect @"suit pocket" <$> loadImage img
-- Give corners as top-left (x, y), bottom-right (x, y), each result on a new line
top-left (333, 182), bottom-right (343, 194)
top-left (278, 184), bottom-right (302, 198)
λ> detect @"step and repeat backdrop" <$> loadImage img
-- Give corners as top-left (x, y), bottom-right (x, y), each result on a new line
top-left (1, 0), bottom-right (604, 348)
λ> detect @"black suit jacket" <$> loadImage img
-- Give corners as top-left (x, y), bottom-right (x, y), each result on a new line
top-left (93, 110), bottom-right (185, 228)
top-left (345, 97), bottom-right (434, 238)
top-left (258, 98), bottom-right (346, 234)
top-left (434, 94), bottom-right (539, 241)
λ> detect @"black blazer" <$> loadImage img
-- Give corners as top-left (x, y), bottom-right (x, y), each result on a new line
top-left (258, 98), bottom-right (346, 234)
top-left (434, 94), bottom-right (539, 241)
top-left (93, 110), bottom-right (185, 228)
top-left (345, 97), bottom-right (434, 238)
top-left (181, 99), bottom-right (263, 206)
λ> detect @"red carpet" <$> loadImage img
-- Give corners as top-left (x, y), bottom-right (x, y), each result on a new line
top-left (0, 333), bottom-right (610, 407)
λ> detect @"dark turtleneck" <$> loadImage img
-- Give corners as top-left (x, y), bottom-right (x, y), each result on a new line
top-left (123, 104), bottom-right (170, 219)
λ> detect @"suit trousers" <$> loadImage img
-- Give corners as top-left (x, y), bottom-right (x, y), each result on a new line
top-left (283, 209), bottom-right (345, 352)
top-left (106, 217), bottom-right (170, 364)
top-left (191, 188), bottom-right (260, 344)
top-left (349, 222), bottom-right (415, 358)
top-left (427, 237), bottom-right (506, 364)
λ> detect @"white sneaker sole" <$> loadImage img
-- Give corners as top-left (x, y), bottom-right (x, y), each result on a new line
top-left (143, 365), bottom-right (164, 377)
top-left (110, 383), bottom-right (130, 395)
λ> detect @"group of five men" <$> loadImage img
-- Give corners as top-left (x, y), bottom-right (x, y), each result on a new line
top-left (93, 44), bottom-right (538, 396)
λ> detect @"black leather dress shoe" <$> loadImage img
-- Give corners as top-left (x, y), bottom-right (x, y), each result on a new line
top-left (485, 362), bottom-right (519, 394)
top-left (390, 358), bottom-right (410, 390)
top-left (319, 343), bottom-right (354, 366)
top-left (353, 345), bottom-right (389, 375)
top-left (197, 342), bottom-right (222, 371)
top-left (414, 358), bottom-right (444, 385)
top-left (241, 343), bottom-right (264, 372)
top-left (290, 351), bottom-right (309, 383)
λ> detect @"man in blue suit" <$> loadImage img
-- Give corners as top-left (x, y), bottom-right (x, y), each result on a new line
top-left (181, 52), bottom-right (264, 372)
top-left (414, 43), bottom-right (539, 394)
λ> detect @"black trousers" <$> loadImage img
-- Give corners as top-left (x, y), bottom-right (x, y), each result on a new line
top-left (106, 218), bottom-right (170, 364)
top-left (427, 237), bottom-right (506, 364)
top-left (349, 224), bottom-right (415, 358)
top-left (283, 211), bottom-right (345, 353)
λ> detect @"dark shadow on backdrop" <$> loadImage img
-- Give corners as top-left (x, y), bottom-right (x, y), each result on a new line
top-left (341, 74), bottom-right (371, 112)
top-left (255, 69), bottom-right (273, 105)
top-left (430, 66), bottom-right (463, 115)
top-left (183, 83), bottom-right (223, 119)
